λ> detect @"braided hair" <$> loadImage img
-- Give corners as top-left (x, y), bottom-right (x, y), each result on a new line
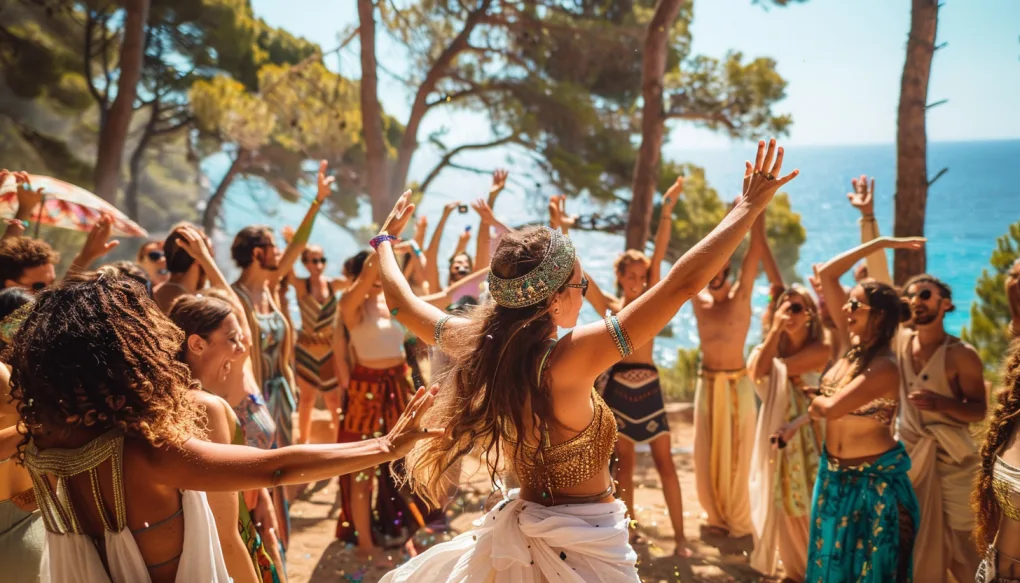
top-left (974, 338), bottom-right (1020, 552)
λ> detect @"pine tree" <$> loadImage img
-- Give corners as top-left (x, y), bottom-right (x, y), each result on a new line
top-left (961, 221), bottom-right (1020, 377)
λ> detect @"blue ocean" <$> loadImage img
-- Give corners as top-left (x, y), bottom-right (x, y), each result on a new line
top-left (217, 139), bottom-right (1020, 366)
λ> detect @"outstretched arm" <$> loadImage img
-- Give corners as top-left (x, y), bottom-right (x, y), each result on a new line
top-left (425, 203), bottom-right (458, 293)
top-left (142, 386), bottom-right (438, 492)
top-left (556, 140), bottom-right (798, 388)
top-left (582, 272), bottom-right (621, 318)
top-left (421, 268), bottom-right (490, 309)
top-left (271, 161), bottom-right (333, 286)
top-left (339, 253), bottom-right (380, 328)
top-left (649, 178), bottom-right (682, 287)
top-left (818, 236), bottom-right (924, 353)
top-left (848, 175), bottom-right (891, 285)
top-left (375, 193), bottom-right (472, 346)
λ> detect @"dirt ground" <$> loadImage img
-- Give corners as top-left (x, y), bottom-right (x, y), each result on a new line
top-left (284, 404), bottom-right (766, 583)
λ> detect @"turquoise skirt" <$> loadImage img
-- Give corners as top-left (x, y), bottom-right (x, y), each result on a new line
top-left (805, 442), bottom-right (920, 583)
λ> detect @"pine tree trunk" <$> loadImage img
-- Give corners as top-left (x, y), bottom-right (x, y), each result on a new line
top-left (93, 0), bottom-right (150, 205)
top-left (624, 0), bottom-right (683, 251)
top-left (357, 0), bottom-right (391, 226)
top-left (893, 0), bottom-right (939, 285)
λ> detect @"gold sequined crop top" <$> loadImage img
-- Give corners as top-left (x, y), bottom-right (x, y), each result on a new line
top-left (818, 377), bottom-right (898, 426)
top-left (994, 457), bottom-right (1020, 522)
top-left (510, 388), bottom-right (617, 494)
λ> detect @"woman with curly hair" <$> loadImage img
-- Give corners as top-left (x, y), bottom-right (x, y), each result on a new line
top-left (747, 285), bottom-right (829, 582)
top-left (372, 140), bottom-right (796, 581)
top-left (0, 288), bottom-right (43, 583)
top-left (9, 271), bottom-right (438, 583)
top-left (973, 340), bottom-right (1020, 582)
top-left (772, 236), bottom-right (924, 582)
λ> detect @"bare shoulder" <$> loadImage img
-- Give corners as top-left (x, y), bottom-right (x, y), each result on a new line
top-left (947, 337), bottom-right (984, 368)
top-left (865, 355), bottom-right (900, 379)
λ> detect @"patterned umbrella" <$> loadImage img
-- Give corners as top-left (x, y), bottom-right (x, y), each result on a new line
top-left (0, 174), bottom-right (148, 238)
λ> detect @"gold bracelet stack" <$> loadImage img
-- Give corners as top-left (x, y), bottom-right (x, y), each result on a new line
top-left (603, 313), bottom-right (633, 358)
top-left (434, 315), bottom-right (452, 350)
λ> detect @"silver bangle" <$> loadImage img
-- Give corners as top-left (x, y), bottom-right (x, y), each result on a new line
top-left (434, 315), bottom-right (452, 349)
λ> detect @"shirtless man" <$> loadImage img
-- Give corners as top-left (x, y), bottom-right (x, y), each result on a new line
top-left (582, 177), bottom-right (691, 555)
top-left (692, 162), bottom-right (783, 539)
top-left (847, 175), bottom-right (985, 582)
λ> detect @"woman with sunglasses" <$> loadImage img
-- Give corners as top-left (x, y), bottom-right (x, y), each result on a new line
top-left (374, 140), bottom-right (796, 581)
top-left (578, 178), bottom-right (694, 556)
top-left (747, 285), bottom-right (829, 582)
top-left (137, 239), bottom-right (169, 287)
top-left (771, 236), bottom-right (924, 582)
top-left (283, 243), bottom-right (350, 445)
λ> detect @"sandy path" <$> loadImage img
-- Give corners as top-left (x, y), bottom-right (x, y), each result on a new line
top-left (283, 405), bottom-right (766, 583)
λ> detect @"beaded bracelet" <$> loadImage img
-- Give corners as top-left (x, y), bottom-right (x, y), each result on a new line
top-left (603, 313), bottom-right (633, 358)
top-left (369, 234), bottom-right (398, 250)
top-left (434, 315), bottom-right (453, 349)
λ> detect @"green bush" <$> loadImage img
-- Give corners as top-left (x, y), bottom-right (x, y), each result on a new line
top-left (961, 221), bottom-right (1020, 380)
top-left (659, 347), bottom-right (701, 402)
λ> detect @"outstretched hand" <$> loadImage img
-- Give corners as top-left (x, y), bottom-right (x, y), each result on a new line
top-left (384, 385), bottom-right (441, 457)
top-left (662, 176), bottom-right (683, 215)
top-left (490, 169), bottom-right (509, 194)
top-left (380, 190), bottom-right (416, 237)
top-left (315, 160), bottom-right (335, 203)
top-left (847, 175), bottom-right (875, 216)
top-left (471, 198), bottom-right (496, 225)
top-left (884, 236), bottom-right (925, 251)
top-left (741, 139), bottom-right (798, 206)
top-left (75, 214), bottom-right (120, 268)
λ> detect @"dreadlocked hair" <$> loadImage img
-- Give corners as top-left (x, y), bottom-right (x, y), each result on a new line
top-left (5, 271), bottom-right (204, 464)
top-left (844, 280), bottom-right (910, 379)
top-left (398, 226), bottom-right (571, 508)
top-left (974, 338), bottom-right (1020, 553)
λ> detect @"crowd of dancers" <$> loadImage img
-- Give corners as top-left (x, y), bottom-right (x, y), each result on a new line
top-left (1, 140), bottom-right (1020, 583)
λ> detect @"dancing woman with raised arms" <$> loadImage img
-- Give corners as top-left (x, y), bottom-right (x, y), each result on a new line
top-left (373, 140), bottom-right (797, 582)
top-left (772, 236), bottom-right (925, 582)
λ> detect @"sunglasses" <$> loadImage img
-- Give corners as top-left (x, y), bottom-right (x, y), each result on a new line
top-left (17, 280), bottom-right (47, 292)
top-left (146, 250), bottom-right (165, 262)
top-left (787, 303), bottom-right (804, 314)
top-left (847, 298), bottom-right (871, 313)
top-left (305, 258), bottom-right (327, 266)
top-left (564, 276), bottom-right (589, 297)
top-left (907, 289), bottom-right (933, 301)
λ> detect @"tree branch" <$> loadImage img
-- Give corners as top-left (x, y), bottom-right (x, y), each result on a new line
top-left (418, 133), bottom-right (519, 193)
top-left (928, 167), bottom-right (949, 187)
top-left (83, 12), bottom-right (108, 111)
top-left (664, 109), bottom-right (736, 130)
top-left (926, 98), bottom-right (948, 109)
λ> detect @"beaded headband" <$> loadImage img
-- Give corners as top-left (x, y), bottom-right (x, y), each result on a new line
top-left (0, 302), bottom-right (33, 345)
top-left (487, 227), bottom-right (576, 309)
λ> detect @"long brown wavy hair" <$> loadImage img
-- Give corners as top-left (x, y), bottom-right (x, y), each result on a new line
top-left (974, 339), bottom-right (1020, 552)
top-left (401, 226), bottom-right (569, 508)
top-left (5, 271), bottom-right (203, 463)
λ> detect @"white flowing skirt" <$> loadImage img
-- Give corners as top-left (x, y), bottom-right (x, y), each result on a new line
top-left (381, 490), bottom-right (639, 582)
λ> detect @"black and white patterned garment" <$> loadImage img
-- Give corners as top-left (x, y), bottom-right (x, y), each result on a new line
top-left (601, 362), bottom-right (670, 444)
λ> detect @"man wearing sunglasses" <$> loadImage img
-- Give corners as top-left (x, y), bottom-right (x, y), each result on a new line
top-left (895, 274), bottom-right (985, 583)
top-left (0, 236), bottom-right (58, 293)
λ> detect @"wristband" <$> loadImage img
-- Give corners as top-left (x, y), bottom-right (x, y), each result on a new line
top-left (370, 234), bottom-right (398, 250)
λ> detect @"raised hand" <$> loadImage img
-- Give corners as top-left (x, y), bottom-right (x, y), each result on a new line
top-left (742, 161), bottom-right (753, 195)
top-left (379, 190), bottom-right (416, 237)
top-left (742, 139), bottom-right (799, 206)
top-left (847, 175), bottom-right (875, 216)
top-left (14, 172), bottom-right (42, 215)
top-left (662, 176), bottom-right (683, 215)
top-left (414, 215), bottom-right (428, 239)
top-left (773, 300), bottom-right (793, 329)
top-left (490, 169), bottom-right (509, 194)
top-left (443, 201), bottom-right (460, 217)
top-left (74, 214), bottom-right (120, 268)
top-left (383, 385), bottom-right (441, 456)
top-left (315, 160), bottom-right (335, 203)
top-left (471, 198), bottom-right (496, 225)
top-left (281, 225), bottom-right (296, 245)
top-left (174, 225), bottom-right (215, 265)
top-left (548, 195), bottom-right (563, 230)
top-left (885, 236), bottom-right (925, 251)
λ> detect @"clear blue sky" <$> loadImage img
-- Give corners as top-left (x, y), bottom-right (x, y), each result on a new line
top-left (253, 0), bottom-right (1020, 147)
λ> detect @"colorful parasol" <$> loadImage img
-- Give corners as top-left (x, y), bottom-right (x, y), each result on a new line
top-left (0, 174), bottom-right (148, 238)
